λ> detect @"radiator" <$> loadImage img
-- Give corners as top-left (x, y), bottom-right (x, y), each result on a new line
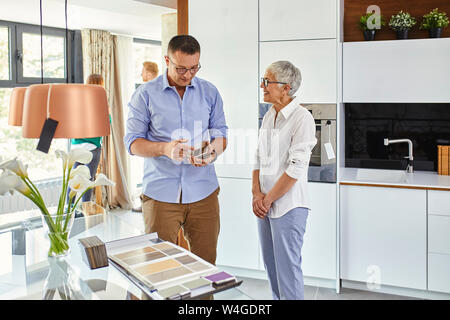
top-left (0, 179), bottom-right (63, 215)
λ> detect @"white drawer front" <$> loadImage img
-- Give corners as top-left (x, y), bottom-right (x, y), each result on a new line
top-left (428, 215), bottom-right (450, 255)
top-left (428, 253), bottom-right (450, 294)
top-left (428, 190), bottom-right (450, 216)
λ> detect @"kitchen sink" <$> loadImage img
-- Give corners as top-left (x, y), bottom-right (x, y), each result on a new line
top-left (355, 168), bottom-right (410, 184)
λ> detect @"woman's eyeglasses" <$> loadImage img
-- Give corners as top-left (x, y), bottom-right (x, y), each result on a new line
top-left (261, 77), bottom-right (287, 88)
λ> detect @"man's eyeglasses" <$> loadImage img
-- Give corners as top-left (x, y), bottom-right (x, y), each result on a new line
top-left (261, 77), bottom-right (287, 88)
top-left (168, 56), bottom-right (201, 75)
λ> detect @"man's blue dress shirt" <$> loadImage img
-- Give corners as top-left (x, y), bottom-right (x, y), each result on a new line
top-left (124, 71), bottom-right (228, 204)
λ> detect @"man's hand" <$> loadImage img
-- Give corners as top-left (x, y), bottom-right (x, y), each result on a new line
top-left (252, 191), bottom-right (268, 219)
top-left (164, 139), bottom-right (193, 161)
top-left (189, 141), bottom-right (216, 167)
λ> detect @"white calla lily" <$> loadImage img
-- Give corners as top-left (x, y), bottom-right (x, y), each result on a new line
top-left (0, 171), bottom-right (32, 196)
top-left (68, 149), bottom-right (93, 168)
top-left (0, 171), bottom-right (19, 195)
top-left (69, 165), bottom-right (91, 180)
top-left (55, 150), bottom-right (69, 169)
top-left (68, 175), bottom-right (93, 194)
top-left (69, 190), bottom-right (77, 200)
top-left (91, 173), bottom-right (115, 188)
top-left (0, 158), bottom-right (28, 178)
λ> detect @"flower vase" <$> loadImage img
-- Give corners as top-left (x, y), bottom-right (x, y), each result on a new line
top-left (396, 29), bottom-right (409, 39)
top-left (429, 28), bottom-right (442, 38)
top-left (43, 256), bottom-right (80, 300)
top-left (363, 29), bottom-right (376, 41)
top-left (41, 210), bottom-right (75, 257)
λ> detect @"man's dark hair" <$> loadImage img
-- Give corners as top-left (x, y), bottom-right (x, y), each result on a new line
top-left (168, 35), bottom-right (200, 55)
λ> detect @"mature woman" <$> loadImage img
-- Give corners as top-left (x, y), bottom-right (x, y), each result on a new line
top-left (252, 61), bottom-right (317, 300)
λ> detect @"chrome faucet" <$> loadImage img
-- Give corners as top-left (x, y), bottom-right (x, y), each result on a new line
top-left (384, 138), bottom-right (414, 173)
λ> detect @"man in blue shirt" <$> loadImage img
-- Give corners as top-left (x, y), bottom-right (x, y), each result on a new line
top-left (124, 35), bottom-right (228, 265)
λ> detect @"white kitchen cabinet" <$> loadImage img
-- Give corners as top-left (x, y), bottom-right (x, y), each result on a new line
top-left (257, 182), bottom-right (337, 280)
top-left (428, 215), bottom-right (450, 255)
top-left (340, 185), bottom-right (427, 290)
top-left (260, 39), bottom-right (337, 104)
top-left (189, 0), bottom-right (259, 179)
top-left (428, 190), bottom-right (450, 217)
top-left (216, 178), bottom-right (259, 270)
top-left (428, 253), bottom-right (450, 294)
top-left (302, 182), bottom-right (337, 280)
top-left (259, 0), bottom-right (337, 41)
top-left (427, 190), bottom-right (450, 294)
top-left (343, 38), bottom-right (450, 103)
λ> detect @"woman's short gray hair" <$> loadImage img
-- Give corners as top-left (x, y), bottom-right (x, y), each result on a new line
top-left (266, 61), bottom-right (302, 97)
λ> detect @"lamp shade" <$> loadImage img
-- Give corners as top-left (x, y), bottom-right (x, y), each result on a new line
top-left (22, 84), bottom-right (110, 139)
top-left (8, 87), bottom-right (27, 126)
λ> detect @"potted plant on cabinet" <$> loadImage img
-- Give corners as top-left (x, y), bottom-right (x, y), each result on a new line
top-left (389, 10), bottom-right (417, 39)
top-left (420, 8), bottom-right (449, 38)
top-left (359, 12), bottom-right (386, 41)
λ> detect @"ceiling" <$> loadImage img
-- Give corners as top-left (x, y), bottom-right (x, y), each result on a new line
top-left (0, 0), bottom-right (177, 40)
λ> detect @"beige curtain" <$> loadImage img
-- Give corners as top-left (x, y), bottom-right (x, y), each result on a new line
top-left (81, 29), bottom-right (132, 210)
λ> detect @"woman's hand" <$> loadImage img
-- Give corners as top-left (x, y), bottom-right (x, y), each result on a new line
top-left (252, 191), bottom-right (268, 219)
top-left (262, 196), bottom-right (273, 212)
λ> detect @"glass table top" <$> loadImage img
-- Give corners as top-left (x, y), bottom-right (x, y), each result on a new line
top-left (0, 212), bottom-right (250, 300)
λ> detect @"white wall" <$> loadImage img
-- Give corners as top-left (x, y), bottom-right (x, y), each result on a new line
top-left (189, 0), bottom-right (259, 179)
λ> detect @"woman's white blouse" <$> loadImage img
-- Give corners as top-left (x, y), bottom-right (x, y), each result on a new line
top-left (254, 96), bottom-right (317, 218)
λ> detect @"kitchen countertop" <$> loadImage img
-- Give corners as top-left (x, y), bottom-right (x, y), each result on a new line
top-left (340, 168), bottom-right (450, 191)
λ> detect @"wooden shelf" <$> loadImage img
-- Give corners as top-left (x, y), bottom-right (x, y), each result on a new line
top-left (344, 0), bottom-right (450, 42)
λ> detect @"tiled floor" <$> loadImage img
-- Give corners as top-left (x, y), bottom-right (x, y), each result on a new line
top-left (112, 209), bottom-right (421, 300)
top-left (235, 277), bottom-right (421, 300)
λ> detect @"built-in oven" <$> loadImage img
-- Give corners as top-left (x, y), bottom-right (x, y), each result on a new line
top-left (305, 104), bottom-right (337, 183)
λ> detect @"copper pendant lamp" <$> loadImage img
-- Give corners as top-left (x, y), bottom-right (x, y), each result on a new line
top-left (8, 0), bottom-right (110, 140)
top-left (22, 83), bottom-right (110, 138)
top-left (8, 87), bottom-right (27, 126)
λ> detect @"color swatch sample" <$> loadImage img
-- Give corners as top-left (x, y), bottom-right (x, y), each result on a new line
top-left (158, 285), bottom-right (190, 299)
top-left (182, 278), bottom-right (212, 290)
top-left (204, 271), bottom-right (236, 284)
top-left (114, 246), bottom-right (155, 260)
top-left (134, 258), bottom-right (181, 276)
top-left (109, 241), bottom-right (217, 290)
top-left (147, 266), bottom-right (192, 283)
top-left (122, 251), bottom-right (165, 266)
top-left (176, 255), bottom-right (197, 265)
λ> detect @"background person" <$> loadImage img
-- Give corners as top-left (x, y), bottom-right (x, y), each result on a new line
top-left (141, 61), bottom-right (159, 83)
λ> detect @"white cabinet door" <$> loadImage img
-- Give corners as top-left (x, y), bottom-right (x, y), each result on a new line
top-left (189, 0), bottom-right (259, 179)
top-left (259, 0), bottom-right (337, 41)
top-left (340, 185), bottom-right (427, 290)
top-left (216, 178), bottom-right (260, 270)
top-left (258, 182), bottom-right (337, 279)
top-left (428, 190), bottom-right (450, 217)
top-left (428, 215), bottom-right (450, 255)
top-left (343, 39), bottom-right (450, 103)
top-left (302, 182), bottom-right (337, 280)
top-left (428, 253), bottom-right (450, 293)
top-left (260, 39), bottom-right (337, 104)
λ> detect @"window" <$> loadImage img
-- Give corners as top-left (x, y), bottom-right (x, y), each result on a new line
top-left (0, 26), bottom-right (9, 80)
top-left (0, 90), bottom-right (67, 182)
top-left (129, 39), bottom-right (162, 191)
top-left (133, 39), bottom-right (162, 86)
top-left (22, 33), bottom-right (65, 79)
top-left (0, 20), bottom-right (78, 182)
